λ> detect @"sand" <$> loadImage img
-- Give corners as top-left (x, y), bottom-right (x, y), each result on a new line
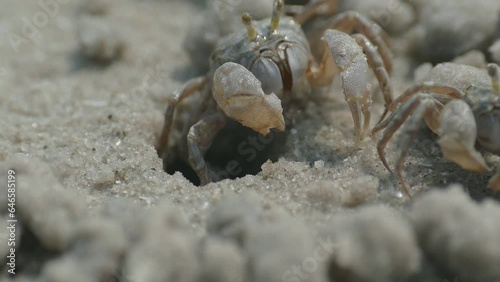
top-left (1, 0), bottom-right (500, 281)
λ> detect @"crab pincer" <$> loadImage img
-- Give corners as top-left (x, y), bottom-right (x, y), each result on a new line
top-left (322, 29), bottom-right (371, 139)
top-left (438, 99), bottom-right (490, 173)
top-left (212, 62), bottom-right (285, 136)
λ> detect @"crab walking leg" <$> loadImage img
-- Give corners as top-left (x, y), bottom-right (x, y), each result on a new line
top-left (178, 88), bottom-right (214, 155)
top-left (352, 33), bottom-right (393, 109)
top-left (187, 113), bottom-right (228, 185)
top-left (438, 99), bottom-right (490, 173)
top-left (322, 29), bottom-right (372, 139)
top-left (293, 0), bottom-right (338, 24)
top-left (374, 94), bottom-right (428, 174)
top-left (326, 11), bottom-right (392, 73)
top-left (157, 76), bottom-right (208, 160)
top-left (306, 42), bottom-right (338, 87)
top-left (374, 83), bottom-right (464, 133)
top-left (393, 97), bottom-right (438, 197)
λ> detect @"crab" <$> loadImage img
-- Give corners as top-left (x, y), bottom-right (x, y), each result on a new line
top-left (157, 0), bottom-right (393, 185)
top-left (372, 63), bottom-right (500, 197)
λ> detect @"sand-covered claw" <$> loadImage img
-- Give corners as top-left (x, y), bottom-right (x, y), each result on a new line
top-left (322, 29), bottom-right (371, 139)
top-left (438, 99), bottom-right (490, 173)
top-left (212, 62), bottom-right (285, 136)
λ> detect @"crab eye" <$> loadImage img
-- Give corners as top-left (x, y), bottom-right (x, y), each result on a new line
top-left (476, 110), bottom-right (500, 153)
top-left (250, 58), bottom-right (283, 95)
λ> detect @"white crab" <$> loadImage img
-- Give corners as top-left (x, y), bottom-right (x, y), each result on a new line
top-left (373, 62), bottom-right (500, 196)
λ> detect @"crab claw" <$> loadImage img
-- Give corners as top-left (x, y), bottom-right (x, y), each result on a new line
top-left (438, 100), bottom-right (490, 173)
top-left (322, 29), bottom-right (371, 140)
top-left (212, 62), bottom-right (285, 136)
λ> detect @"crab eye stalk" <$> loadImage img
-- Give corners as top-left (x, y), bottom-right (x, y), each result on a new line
top-left (487, 63), bottom-right (500, 94)
top-left (269, 0), bottom-right (284, 32)
top-left (242, 13), bottom-right (257, 41)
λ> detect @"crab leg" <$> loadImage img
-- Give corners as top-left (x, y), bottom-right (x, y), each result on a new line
top-left (374, 94), bottom-right (423, 171)
top-left (376, 83), bottom-right (464, 124)
top-left (293, 0), bottom-right (338, 24)
top-left (327, 11), bottom-right (392, 73)
top-left (187, 113), bottom-right (228, 185)
top-left (320, 29), bottom-right (372, 139)
top-left (157, 76), bottom-right (208, 161)
top-left (438, 99), bottom-right (490, 173)
top-left (374, 93), bottom-right (439, 196)
top-left (393, 96), bottom-right (438, 196)
top-left (352, 33), bottom-right (393, 111)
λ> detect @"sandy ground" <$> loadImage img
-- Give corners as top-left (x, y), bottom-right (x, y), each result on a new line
top-left (1, 0), bottom-right (500, 281)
